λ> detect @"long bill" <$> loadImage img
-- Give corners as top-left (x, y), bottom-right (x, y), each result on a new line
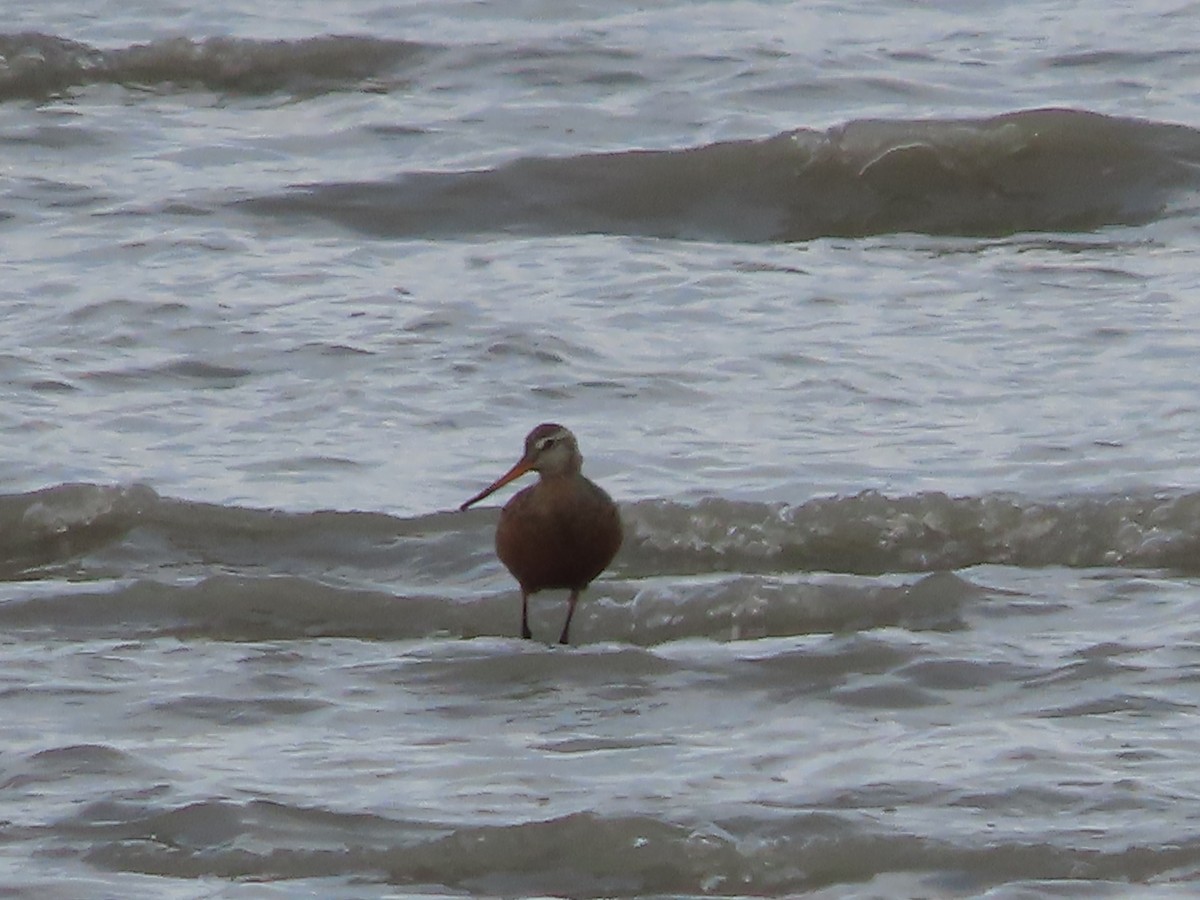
top-left (459, 459), bottom-right (534, 511)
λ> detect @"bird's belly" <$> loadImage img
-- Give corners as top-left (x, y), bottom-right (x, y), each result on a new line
top-left (495, 508), bottom-right (619, 594)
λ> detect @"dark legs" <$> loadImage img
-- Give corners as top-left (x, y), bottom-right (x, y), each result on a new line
top-left (557, 589), bottom-right (580, 645)
top-left (520, 588), bottom-right (581, 644)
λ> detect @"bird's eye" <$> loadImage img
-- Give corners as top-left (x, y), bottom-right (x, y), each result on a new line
top-left (537, 437), bottom-right (557, 451)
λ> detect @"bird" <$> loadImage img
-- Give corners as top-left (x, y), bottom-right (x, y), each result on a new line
top-left (459, 423), bottom-right (622, 644)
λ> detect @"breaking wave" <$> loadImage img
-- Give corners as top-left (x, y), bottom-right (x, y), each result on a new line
top-left (1, 482), bottom-right (1196, 643)
top-left (0, 32), bottom-right (428, 99)
top-left (245, 108), bottom-right (1200, 241)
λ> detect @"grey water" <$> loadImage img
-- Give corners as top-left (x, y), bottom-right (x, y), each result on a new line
top-left (3, 1), bottom-right (1200, 896)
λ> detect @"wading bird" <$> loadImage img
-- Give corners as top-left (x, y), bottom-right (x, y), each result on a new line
top-left (460, 423), bottom-right (622, 644)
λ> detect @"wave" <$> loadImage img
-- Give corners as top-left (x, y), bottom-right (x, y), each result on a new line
top-left (627, 489), bottom-right (1200, 576)
top-left (3, 36), bottom-right (1194, 240)
top-left (244, 108), bottom-right (1200, 241)
top-left (62, 797), bottom-right (1200, 893)
top-left (0, 32), bottom-right (429, 100)
top-left (6, 482), bottom-right (1199, 581)
top-left (0, 570), bottom-right (976, 644)
top-left (0, 482), bottom-right (1197, 643)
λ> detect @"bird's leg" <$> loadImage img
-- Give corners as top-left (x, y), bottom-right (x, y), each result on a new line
top-left (558, 589), bottom-right (581, 645)
top-left (521, 590), bottom-right (532, 640)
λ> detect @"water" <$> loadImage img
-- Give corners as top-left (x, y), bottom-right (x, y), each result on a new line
top-left (3, 2), bottom-right (1200, 896)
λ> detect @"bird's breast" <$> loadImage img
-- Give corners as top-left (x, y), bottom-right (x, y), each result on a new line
top-left (494, 477), bottom-right (622, 593)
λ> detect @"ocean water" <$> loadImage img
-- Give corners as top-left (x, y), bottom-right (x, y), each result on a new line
top-left (3, 2), bottom-right (1200, 897)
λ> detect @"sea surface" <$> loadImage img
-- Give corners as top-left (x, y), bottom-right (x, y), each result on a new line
top-left (3, 2), bottom-right (1200, 897)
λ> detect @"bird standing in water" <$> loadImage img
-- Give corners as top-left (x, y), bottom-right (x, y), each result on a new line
top-left (460, 423), bottom-right (622, 644)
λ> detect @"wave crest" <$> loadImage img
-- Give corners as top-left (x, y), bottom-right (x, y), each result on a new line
top-left (0, 33), bottom-right (428, 99)
top-left (246, 108), bottom-right (1200, 241)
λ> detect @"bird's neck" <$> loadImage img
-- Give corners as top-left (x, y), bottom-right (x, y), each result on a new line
top-left (538, 467), bottom-right (582, 482)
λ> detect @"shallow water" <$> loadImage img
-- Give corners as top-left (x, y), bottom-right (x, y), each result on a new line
top-left (3, 2), bottom-right (1200, 897)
